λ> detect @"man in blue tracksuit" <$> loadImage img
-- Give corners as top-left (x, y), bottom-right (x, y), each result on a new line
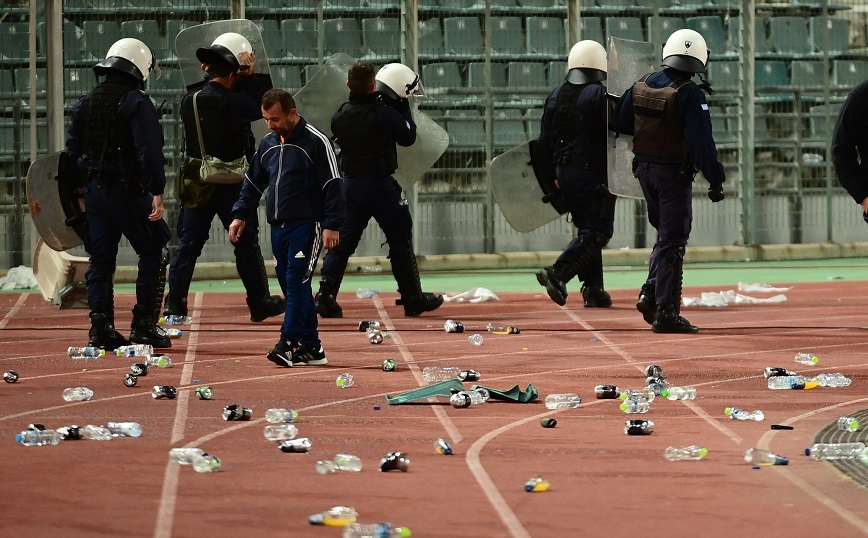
top-left (611, 29), bottom-right (725, 334)
top-left (229, 89), bottom-right (345, 366)
top-left (66, 37), bottom-right (172, 350)
top-left (314, 62), bottom-right (442, 318)
top-left (165, 32), bottom-right (284, 323)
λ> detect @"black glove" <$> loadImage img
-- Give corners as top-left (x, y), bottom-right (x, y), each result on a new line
top-left (863, 211), bottom-right (868, 225)
top-left (707, 184), bottom-right (725, 203)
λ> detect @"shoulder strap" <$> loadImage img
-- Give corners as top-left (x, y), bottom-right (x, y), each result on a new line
top-left (192, 90), bottom-right (206, 157)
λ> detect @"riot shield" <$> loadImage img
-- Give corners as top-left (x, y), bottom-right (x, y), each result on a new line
top-left (490, 140), bottom-right (568, 233)
top-left (607, 37), bottom-right (659, 199)
top-left (26, 151), bottom-right (87, 252)
top-left (295, 53), bottom-right (449, 190)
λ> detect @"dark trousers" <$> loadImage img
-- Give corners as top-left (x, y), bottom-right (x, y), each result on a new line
top-left (272, 220), bottom-right (321, 347)
top-left (168, 183), bottom-right (264, 301)
top-left (636, 162), bottom-right (693, 305)
top-left (321, 176), bottom-right (413, 280)
top-left (84, 180), bottom-right (170, 315)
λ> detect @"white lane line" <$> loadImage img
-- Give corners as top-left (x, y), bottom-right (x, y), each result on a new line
top-left (155, 292), bottom-right (203, 538)
top-left (0, 294), bottom-right (28, 330)
top-left (757, 397), bottom-right (868, 535)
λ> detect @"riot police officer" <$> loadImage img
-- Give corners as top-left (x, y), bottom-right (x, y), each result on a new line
top-left (832, 80), bottom-right (868, 219)
top-left (534, 40), bottom-right (617, 308)
top-left (164, 32), bottom-right (284, 322)
top-left (315, 62), bottom-right (443, 318)
top-left (66, 38), bottom-right (172, 349)
top-left (611, 29), bottom-right (726, 334)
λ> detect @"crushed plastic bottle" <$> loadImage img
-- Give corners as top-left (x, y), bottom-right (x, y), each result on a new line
top-left (358, 320), bottom-right (380, 332)
top-left (725, 407), bottom-right (764, 421)
top-left (191, 454), bottom-right (222, 473)
top-left (620, 400), bottom-right (650, 414)
top-left (812, 373), bottom-right (851, 388)
top-left (619, 388), bottom-right (655, 403)
top-left (625, 419), bottom-right (655, 435)
top-left (57, 426), bottom-right (83, 440)
top-left (67, 346), bottom-right (106, 359)
top-left (524, 475), bottom-right (550, 492)
top-left (764, 366), bottom-right (798, 378)
top-left (279, 438), bottom-right (312, 453)
top-left (309, 506), bottom-right (358, 527)
top-left (468, 334), bottom-right (483, 346)
top-left (106, 421), bottom-right (143, 437)
top-left (195, 386), bottom-right (213, 400)
top-left (164, 328), bottom-right (183, 339)
top-left (265, 408), bottom-right (299, 423)
top-left (767, 376), bottom-right (819, 390)
top-left (160, 315), bottom-right (193, 325)
top-left (544, 393), bottom-right (582, 409)
top-left (486, 323), bottom-right (520, 335)
top-left (356, 288), bottom-right (379, 299)
top-left (794, 352), bottom-right (819, 365)
top-left (343, 523), bottom-right (411, 538)
top-left (422, 366), bottom-right (461, 383)
top-left (82, 425), bottom-right (112, 441)
top-left (645, 376), bottom-right (671, 396)
top-left (317, 454), bottom-right (363, 474)
top-left (169, 447), bottom-right (206, 464)
top-left (123, 374), bottom-right (138, 387)
top-left (264, 424), bottom-right (298, 441)
top-left (114, 344), bottom-right (153, 357)
top-left (3, 370), bottom-right (18, 383)
top-left (336, 373), bottom-right (355, 388)
top-left (449, 393), bottom-right (472, 408)
top-left (16, 429), bottom-right (63, 446)
top-left (146, 355), bottom-right (172, 368)
top-left (130, 363), bottom-right (149, 376)
top-left (744, 447), bottom-right (788, 465)
top-left (368, 329), bottom-right (384, 345)
top-left (152, 386), bottom-right (178, 400)
top-left (808, 442), bottom-right (866, 460)
top-left (663, 386), bottom-right (697, 401)
top-left (645, 364), bottom-right (664, 378)
top-left (222, 404), bottom-right (252, 420)
top-left (664, 445), bottom-right (708, 461)
top-left (62, 386), bottom-right (94, 402)
top-left (451, 390), bottom-right (485, 407)
top-left (356, 265), bottom-right (383, 273)
top-left (594, 385), bottom-right (621, 399)
top-left (838, 416), bottom-right (860, 432)
top-left (434, 438), bottom-right (453, 455)
top-left (380, 451), bottom-right (410, 472)
top-left (444, 320), bottom-right (465, 333)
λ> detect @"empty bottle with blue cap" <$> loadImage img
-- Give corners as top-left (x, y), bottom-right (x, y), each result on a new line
top-left (744, 447), bottom-right (788, 465)
top-left (342, 523), bottom-right (411, 538)
top-left (794, 352), bottom-right (819, 365)
top-left (16, 429), bottom-right (64, 446)
top-left (67, 347), bottom-right (106, 359)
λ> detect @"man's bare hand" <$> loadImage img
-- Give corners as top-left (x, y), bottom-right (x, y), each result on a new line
top-left (229, 218), bottom-right (246, 243)
top-left (323, 229), bottom-right (339, 250)
top-left (237, 51), bottom-right (255, 76)
top-left (149, 194), bottom-right (164, 221)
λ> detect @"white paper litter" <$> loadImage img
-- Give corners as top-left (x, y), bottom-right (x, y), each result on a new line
top-left (683, 290), bottom-right (788, 307)
top-left (0, 266), bottom-right (39, 290)
top-left (442, 287), bottom-right (500, 303)
top-left (737, 282), bottom-right (793, 293)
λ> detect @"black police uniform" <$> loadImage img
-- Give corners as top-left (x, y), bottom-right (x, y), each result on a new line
top-left (611, 68), bottom-right (725, 333)
top-left (66, 71), bottom-right (172, 349)
top-left (832, 80), bottom-right (868, 210)
top-left (316, 92), bottom-right (442, 317)
top-left (535, 78), bottom-right (616, 308)
top-left (165, 75), bottom-right (284, 321)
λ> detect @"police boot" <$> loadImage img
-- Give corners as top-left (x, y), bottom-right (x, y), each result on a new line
top-left (88, 312), bottom-right (130, 351)
top-left (315, 275), bottom-right (343, 318)
top-left (581, 285), bottom-right (612, 308)
top-left (535, 265), bottom-right (572, 306)
top-left (163, 290), bottom-right (188, 318)
top-left (636, 283), bottom-right (656, 325)
top-left (651, 304), bottom-right (699, 334)
top-left (248, 296), bottom-right (286, 322)
top-left (130, 305), bottom-right (172, 349)
top-left (392, 253), bottom-right (443, 317)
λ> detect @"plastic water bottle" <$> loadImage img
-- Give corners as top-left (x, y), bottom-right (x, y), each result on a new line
top-left (664, 445), bottom-right (708, 461)
top-left (444, 320), bottom-right (465, 333)
top-left (130, 363), bottom-right (149, 376)
top-left (191, 454), bottom-right (221, 473)
top-left (422, 366), bottom-right (462, 383)
top-left (449, 392), bottom-right (473, 408)
top-left (453, 390), bottom-right (486, 406)
top-left (645, 364), bottom-right (664, 378)
top-left (356, 288), bottom-right (379, 299)
top-left (279, 438), bottom-right (313, 453)
top-left (222, 404), bottom-right (252, 420)
top-left (62, 387), bottom-right (94, 402)
top-left (16, 429), bottom-right (64, 446)
top-left (808, 442), bottom-right (866, 460)
top-left (486, 323), bottom-right (520, 334)
top-left (336, 373), bottom-right (355, 388)
top-left (309, 506), bottom-right (358, 526)
top-left (356, 265), bottom-right (383, 273)
top-left (625, 419), bottom-right (655, 435)
top-left (813, 373), bottom-right (851, 387)
top-left (343, 523), bottom-right (411, 538)
top-left (152, 386), bottom-right (178, 400)
top-left (646, 376), bottom-right (670, 396)
top-left (82, 425), bottom-right (112, 441)
top-left (663, 386), bottom-right (697, 400)
top-left (764, 366), bottom-right (797, 378)
top-left (767, 376), bottom-right (812, 390)
top-left (725, 407), bottom-right (764, 421)
top-left (459, 369), bottom-right (480, 382)
top-left (3, 370), bottom-right (18, 383)
top-left (160, 315), bottom-right (192, 325)
top-left (67, 346), bottom-right (106, 359)
top-left (619, 388), bottom-right (655, 403)
top-left (744, 447), bottom-right (788, 465)
top-left (146, 355), bottom-right (172, 368)
top-left (434, 438), bottom-right (453, 455)
top-left (106, 422), bottom-right (143, 437)
top-left (544, 393), bottom-right (582, 409)
top-left (169, 447), bottom-right (206, 464)
top-left (164, 328), bottom-right (183, 339)
top-left (594, 385), bottom-right (621, 399)
top-left (620, 400), bottom-right (650, 414)
top-left (368, 329), bottom-right (384, 344)
top-left (524, 475), bottom-right (551, 492)
top-left (264, 424), bottom-right (298, 441)
top-left (317, 454), bottom-right (362, 474)
top-left (468, 334), bottom-right (483, 346)
top-left (838, 416), bottom-right (860, 432)
top-left (57, 425), bottom-right (83, 440)
top-left (265, 408), bottom-right (299, 423)
top-left (794, 352), bottom-right (819, 365)
top-left (115, 344), bottom-right (153, 357)
top-left (358, 320), bottom-right (380, 332)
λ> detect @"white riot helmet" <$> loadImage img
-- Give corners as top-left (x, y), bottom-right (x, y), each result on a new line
top-left (375, 63), bottom-right (425, 100)
top-left (196, 32), bottom-right (253, 72)
top-left (566, 40), bottom-right (607, 84)
top-left (94, 38), bottom-right (160, 81)
top-left (661, 29), bottom-right (709, 73)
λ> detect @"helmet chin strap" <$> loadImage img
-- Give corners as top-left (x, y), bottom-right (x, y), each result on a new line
top-left (697, 71), bottom-right (715, 95)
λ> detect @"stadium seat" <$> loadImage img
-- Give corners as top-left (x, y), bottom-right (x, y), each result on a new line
top-left (807, 103), bottom-right (842, 141)
top-left (37, 19), bottom-right (85, 64)
top-left (597, 0), bottom-right (635, 6)
top-left (0, 22), bottom-right (30, 62)
top-left (82, 20), bottom-right (122, 62)
top-left (492, 109), bottom-right (526, 147)
top-left (526, 17), bottom-right (565, 56)
top-left (709, 106), bottom-right (734, 144)
top-left (516, 0), bottom-right (556, 9)
top-left (148, 66), bottom-right (184, 97)
top-left (364, 0), bottom-right (401, 8)
top-left (64, 67), bottom-right (92, 109)
top-left (282, 19), bottom-right (319, 61)
top-left (362, 18), bottom-right (400, 61)
top-left (323, 0), bottom-right (360, 8)
top-left (443, 16), bottom-right (484, 57)
top-left (809, 17), bottom-right (849, 56)
top-left (790, 60), bottom-right (826, 88)
top-left (833, 60), bottom-right (868, 88)
top-left (253, 19), bottom-right (287, 61)
top-left (756, 60), bottom-right (789, 88)
top-left (606, 17), bottom-right (643, 43)
top-left (14, 67), bottom-right (46, 98)
top-left (323, 18), bottom-right (364, 59)
top-left (490, 17), bottom-right (525, 57)
top-left (727, 16), bottom-right (770, 55)
top-left (467, 62), bottom-right (507, 89)
top-left (120, 20), bottom-right (161, 59)
top-left (579, 17), bottom-right (604, 44)
top-left (647, 17), bottom-right (684, 45)
top-left (685, 16), bottom-right (727, 57)
top-left (164, 20), bottom-right (196, 61)
top-left (419, 18), bottom-right (445, 58)
top-left (768, 17), bottom-right (811, 56)
top-left (507, 61), bottom-right (547, 90)
top-left (272, 64), bottom-right (303, 91)
top-left (525, 107), bottom-right (543, 139)
top-left (446, 117), bottom-right (486, 147)
top-left (421, 61), bottom-right (463, 92)
top-left (707, 60), bottom-right (738, 92)
top-left (546, 60), bottom-right (566, 87)
top-left (437, 0), bottom-right (478, 9)
top-left (0, 70), bottom-right (14, 111)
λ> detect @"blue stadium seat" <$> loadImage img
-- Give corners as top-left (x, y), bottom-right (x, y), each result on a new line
top-left (686, 16), bottom-right (726, 56)
top-left (421, 61), bottom-right (463, 92)
top-left (282, 19), bottom-right (319, 61)
top-left (323, 18), bottom-right (364, 59)
top-left (446, 115), bottom-right (486, 147)
top-left (490, 17), bottom-right (525, 57)
top-left (790, 60), bottom-right (826, 88)
top-left (727, 16), bottom-right (770, 55)
top-left (363, 18), bottom-right (400, 61)
top-left (164, 20), bottom-right (196, 62)
top-left (768, 16), bottom-right (811, 56)
top-left (120, 20), bottom-right (161, 59)
top-left (516, 0), bottom-right (556, 8)
top-left (272, 64), bottom-right (303, 91)
top-left (709, 106), bottom-right (734, 144)
top-left (38, 19), bottom-right (85, 64)
top-left (807, 103), bottom-right (842, 141)
top-left (0, 22), bottom-right (30, 62)
top-left (82, 20), bottom-right (122, 62)
top-left (254, 19), bottom-right (287, 61)
top-left (419, 18), bottom-right (445, 58)
top-left (149, 66), bottom-right (184, 97)
top-left (443, 16), bottom-right (484, 57)
top-left (492, 109), bottom-right (526, 147)
top-left (364, 0), bottom-right (401, 8)
top-left (579, 17), bottom-right (603, 44)
top-left (833, 60), bottom-right (868, 88)
top-left (647, 17), bottom-right (684, 45)
top-left (606, 17), bottom-right (643, 42)
top-left (526, 17), bottom-right (564, 56)
top-left (323, 0), bottom-right (361, 8)
top-left (755, 60), bottom-right (789, 88)
top-left (525, 107), bottom-right (543, 139)
top-left (809, 17), bottom-right (849, 56)
top-left (467, 62), bottom-right (507, 89)
top-left (547, 60), bottom-right (566, 87)
top-left (707, 60), bottom-right (738, 92)
top-left (507, 61), bottom-right (547, 90)
top-left (14, 67), bottom-right (47, 98)
top-left (437, 0), bottom-right (479, 9)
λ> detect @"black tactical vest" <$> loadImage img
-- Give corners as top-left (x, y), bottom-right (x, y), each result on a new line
top-left (180, 89), bottom-right (254, 161)
top-left (332, 100), bottom-right (396, 177)
top-left (631, 75), bottom-right (692, 159)
top-left (553, 82), bottom-right (606, 162)
top-left (81, 81), bottom-right (136, 174)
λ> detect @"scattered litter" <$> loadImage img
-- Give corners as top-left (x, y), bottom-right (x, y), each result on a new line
top-left (380, 451), bottom-right (410, 472)
top-left (625, 419), bottom-right (654, 435)
top-left (123, 374), bottom-right (137, 387)
top-left (308, 506), bottom-right (358, 526)
top-left (0, 266), bottom-right (38, 290)
top-left (152, 386), bottom-right (178, 400)
top-left (3, 370), bottom-right (19, 383)
top-left (434, 438), bottom-right (452, 455)
top-left (279, 438), bottom-right (312, 453)
top-left (442, 287), bottom-right (500, 303)
top-left (541, 418), bottom-right (557, 428)
top-left (683, 290), bottom-right (788, 307)
top-left (381, 359), bottom-right (397, 372)
top-left (468, 334), bottom-right (483, 346)
top-left (770, 424), bottom-right (794, 430)
top-left (373, 405), bottom-right (381, 410)
top-left (737, 282), bottom-right (792, 293)
top-left (524, 476), bottom-right (550, 492)
top-left (222, 404), bottom-right (252, 420)
top-left (195, 386), bottom-right (214, 400)
top-left (744, 447), bottom-right (788, 465)
top-left (444, 319), bottom-right (465, 333)
top-left (590, 338), bottom-right (597, 343)
top-left (336, 373), bottom-right (355, 388)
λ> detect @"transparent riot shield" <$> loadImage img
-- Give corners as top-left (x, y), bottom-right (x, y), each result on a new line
top-left (26, 151), bottom-right (87, 252)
